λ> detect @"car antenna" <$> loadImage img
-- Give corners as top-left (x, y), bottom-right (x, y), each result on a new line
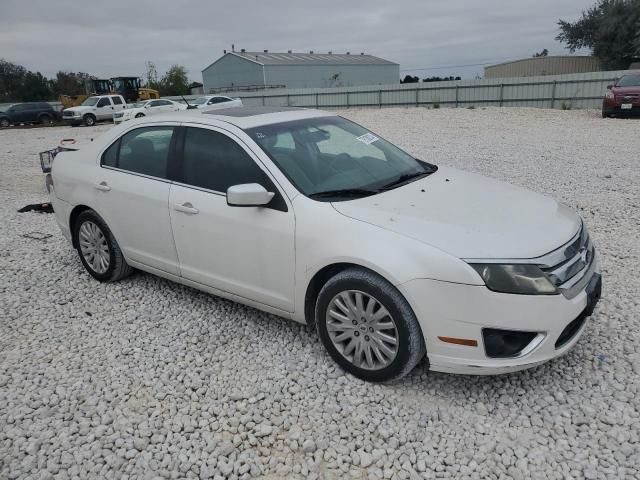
top-left (181, 95), bottom-right (193, 109)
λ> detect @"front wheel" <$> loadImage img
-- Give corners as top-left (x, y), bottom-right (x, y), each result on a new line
top-left (135, 113), bottom-right (145, 118)
top-left (83, 114), bottom-right (96, 127)
top-left (315, 267), bottom-right (426, 382)
top-left (73, 210), bottom-right (133, 282)
top-left (0, 117), bottom-right (9, 128)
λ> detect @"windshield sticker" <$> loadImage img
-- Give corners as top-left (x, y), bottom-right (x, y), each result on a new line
top-left (356, 133), bottom-right (378, 145)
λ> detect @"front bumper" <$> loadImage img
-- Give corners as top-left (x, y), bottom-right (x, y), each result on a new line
top-left (399, 254), bottom-right (601, 375)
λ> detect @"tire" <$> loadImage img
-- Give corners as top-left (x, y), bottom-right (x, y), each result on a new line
top-left (73, 210), bottom-right (133, 282)
top-left (83, 114), bottom-right (96, 127)
top-left (39, 113), bottom-right (53, 125)
top-left (0, 117), bottom-right (9, 128)
top-left (315, 267), bottom-right (426, 382)
top-left (135, 113), bottom-right (145, 118)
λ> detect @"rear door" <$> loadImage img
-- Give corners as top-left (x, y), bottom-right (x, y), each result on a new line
top-left (93, 124), bottom-right (180, 274)
top-left (168, 124), bottom-right (296, 312)
top-left (110, 95), bottom-right (126, 113)
top-left (95, 97), bottom-right (114, 120)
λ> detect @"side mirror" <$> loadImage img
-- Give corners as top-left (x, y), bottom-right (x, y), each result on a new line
top-left (606, 84), bottom-right (613, 90)
top-left (144, 104), bottom-right (151, 108)
top-left (226, 183), bottom-right (274, 207)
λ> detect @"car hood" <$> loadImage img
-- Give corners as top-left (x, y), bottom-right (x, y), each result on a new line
top-left (612, 86), bottom-right (640, 94)
top-left (64, 106), bottom-right (94, 113)
top-left (331, 166), bottom-right (581, 260)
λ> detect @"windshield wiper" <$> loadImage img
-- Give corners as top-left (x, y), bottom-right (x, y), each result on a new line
top-left (380, 168), bottom-right (434, 191)
top-left (309, 188), bottom-right (379, 200)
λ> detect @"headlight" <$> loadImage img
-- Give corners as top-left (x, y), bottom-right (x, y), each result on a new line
top-left (470, 264), bottom-right (558, 295)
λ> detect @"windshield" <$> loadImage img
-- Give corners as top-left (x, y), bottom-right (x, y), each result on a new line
top-left (247, 116), bottom-right (436, 200)
top-left (191, 97), bottom-right (208, 105)
top-left (617, 74), bottom-right (640, 87)
top-left (81, 97), bottom-right (99, 106)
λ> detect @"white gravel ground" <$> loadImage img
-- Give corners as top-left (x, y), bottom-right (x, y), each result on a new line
top-left (1, 108), bottom-right (639, 480)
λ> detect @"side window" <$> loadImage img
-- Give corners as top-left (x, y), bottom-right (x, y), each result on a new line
top-left (110, 127), bottom-right (174, 178)
top-left (182, 128), bottom-right (270, 193)
top-left (101, 140), bottom-right (119, 167)
top-left (97, 97), bottom-right (111, 107)
top-left (156, 100), bottom-right (170, 106)
top-left (111, 96), bottom-right (123, 105)
top-left (148, 100), bottom-right (160, 107)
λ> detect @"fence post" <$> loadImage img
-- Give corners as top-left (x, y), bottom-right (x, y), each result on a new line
top-left (415, 88), bottom-right (419, 107)
top-left (455, 85), bottom-right (459, 108)
top-left (315, 93), bottom-right (319, 108)
top-left (551, 80), bottom-right (557, 109)
top-left (346, 92), bottom-right (350, 108)
top-left (379, 90), bottom-right (382, 108)
top-left (262, 96), bottom-right (265, 106)
top-left (499, 84), bottom-right (504, 107)
top-left (286, 94), bottom-right (290, 107)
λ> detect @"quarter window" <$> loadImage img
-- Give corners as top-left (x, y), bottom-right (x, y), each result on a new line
top-left (101, 127), bottom-right (174, 179)
top-left (181, 127), bottom-right (270, 193)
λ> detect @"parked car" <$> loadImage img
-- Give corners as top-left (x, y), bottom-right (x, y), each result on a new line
top-left (0, 102), bottom-right (58, 128)
top-left (114, 99), bottom-right (187, 124)
top-left (62, 94), bottom-right (127, 126)
top-left (187, 95), bottom-right (242, 110)
top-left (602, 73), bottom-right (640, 117)
top-left (43, 106), bottom-right (601, 382)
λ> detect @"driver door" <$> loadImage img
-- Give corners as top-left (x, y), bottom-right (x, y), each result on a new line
top-left (169, 125), bottom-right (296, 312)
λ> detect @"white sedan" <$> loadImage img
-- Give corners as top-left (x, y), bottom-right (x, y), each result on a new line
top-left (113, 99), bottom-right (186, 123)
top-left (187, 95), bottom-right (242, 110)
top-left (44, 106), bottom-right (601, 381)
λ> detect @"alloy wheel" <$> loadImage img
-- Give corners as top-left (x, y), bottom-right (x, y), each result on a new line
top-left (78, 221), bottom-right (110, 274)
top-left (325, 290), bottom-right (399, 370)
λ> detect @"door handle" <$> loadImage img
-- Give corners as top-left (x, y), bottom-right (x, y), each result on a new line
top-left (173, 202), bottom-right (199, 215)
top-left (95, 181), bottom-right (111, 192)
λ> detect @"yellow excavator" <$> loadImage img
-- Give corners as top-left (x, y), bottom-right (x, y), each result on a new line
top-left (59, 77), bottom-right (159, 108)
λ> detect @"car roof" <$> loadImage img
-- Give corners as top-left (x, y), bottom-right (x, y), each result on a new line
top-left (147, 106), bottom-right (336, 129)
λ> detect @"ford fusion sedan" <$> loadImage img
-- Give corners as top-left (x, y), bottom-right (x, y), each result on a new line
top-left (113, 99), bottom-right (186, 124)
top-left (187, 95), bottom-right (243, 110)
top-left (43, 106), bottom-right (601, 381)
top-left (602, 73), bottom-right (640, 118)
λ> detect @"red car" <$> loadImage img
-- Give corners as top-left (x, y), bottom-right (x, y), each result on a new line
top-left (602, 73), bottom-right (640, 118)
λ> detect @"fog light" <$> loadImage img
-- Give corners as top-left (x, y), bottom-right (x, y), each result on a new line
top-left (482, 328), bottom-right (538, 358)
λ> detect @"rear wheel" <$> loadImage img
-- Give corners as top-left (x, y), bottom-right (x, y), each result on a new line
top-left (73, 210), bottom-right (132, 282)
top-left (315, 267), bottom-right (426, 382)
top-left (83, 114), bottom-right (96, 127)
top-left (39, 113), bottom-right (53, 125)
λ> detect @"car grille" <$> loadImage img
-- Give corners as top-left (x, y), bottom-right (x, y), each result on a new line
top-left (114, 112), bottom-right (124, 118)
top-left (63, 111), bottom-right (75, 117)
top-left (615, 94), bottom-right (639, 102)
top-left (539, 224), bottom-right (595, 299)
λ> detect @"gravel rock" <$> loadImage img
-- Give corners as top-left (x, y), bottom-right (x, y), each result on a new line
top-left (1, 108), bottom-right (639, 479)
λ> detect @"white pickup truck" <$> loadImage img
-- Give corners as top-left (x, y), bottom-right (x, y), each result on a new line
top-left (62, 94), bottom-right (127, 126)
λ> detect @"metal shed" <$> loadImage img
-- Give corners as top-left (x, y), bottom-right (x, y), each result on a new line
top-left (202, 50), bottom-right (399, 93)
top-left (484, 56), bottom-right (602, 78)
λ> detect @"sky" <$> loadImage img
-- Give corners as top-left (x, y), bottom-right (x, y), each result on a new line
top-left (0, 0), bottom-right (592, 82)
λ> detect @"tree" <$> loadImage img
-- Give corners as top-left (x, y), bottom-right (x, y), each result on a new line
top-left (422, 76), bottom-right (461, 82)
top-left (158, 64), bottom-right (189, 96)
top-left (401, 75), bottom-right (419, 83)
top-left (557, 0), bottom-right (640, 70)
top-left (20, 71), bottom-right (51, 101)
top-left (0, 59), bottom-right (27, 101)
top-left (53, 71), bottom-right (93, 96)
top-left (533, 48), bottom-right (549, 57)
top-left (144, 61), bottom-right (161, 91)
